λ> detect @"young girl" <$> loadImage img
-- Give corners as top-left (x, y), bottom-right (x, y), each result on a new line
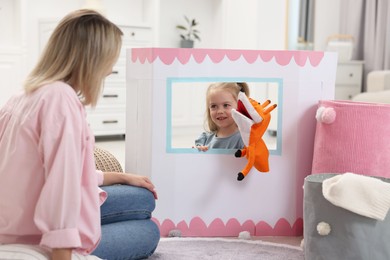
top-left (0, 10), bottom-right (159, 260)
top-left (195, 82), bottom-right (250, 152)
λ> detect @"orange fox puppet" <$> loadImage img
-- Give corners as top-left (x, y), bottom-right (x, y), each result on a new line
top-left (231, 92), bottom-right (277, 181)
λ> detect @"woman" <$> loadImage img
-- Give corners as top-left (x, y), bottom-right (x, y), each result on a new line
top-left (0, 9), bottom-right (159, 260)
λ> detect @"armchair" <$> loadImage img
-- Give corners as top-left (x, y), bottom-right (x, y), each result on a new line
top-left (352, 70), bottom-right (390, 103)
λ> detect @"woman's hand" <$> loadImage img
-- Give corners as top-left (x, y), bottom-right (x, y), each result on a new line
top-left (103, 172), bottom-right (158, 199)
top-left (51, 248), bottom-right (72, 260)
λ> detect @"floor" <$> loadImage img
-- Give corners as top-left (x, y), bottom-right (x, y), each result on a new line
top-left (95, 135), bottom-right (303, 248)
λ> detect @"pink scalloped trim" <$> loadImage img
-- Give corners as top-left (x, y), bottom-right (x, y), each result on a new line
top-left (131, 48), bottom-right (324, 67)
top-left (152, 217), bottom-right (303, 237)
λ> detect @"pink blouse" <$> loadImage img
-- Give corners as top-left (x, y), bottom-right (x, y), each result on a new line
top-left (0, 82), bottom-right (106, 255)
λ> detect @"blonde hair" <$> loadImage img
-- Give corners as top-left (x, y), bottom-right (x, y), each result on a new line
top-left (205, 82), bottom-right (250, 132)
top-left (24, 9), bottom-right (123, 106)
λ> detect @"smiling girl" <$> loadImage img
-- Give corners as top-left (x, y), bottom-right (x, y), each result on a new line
top-left (194, 82), bottom-right (250, 151)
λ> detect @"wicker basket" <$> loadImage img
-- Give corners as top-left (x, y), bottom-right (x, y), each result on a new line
top-left (94, 146), bottom-right (123, 173)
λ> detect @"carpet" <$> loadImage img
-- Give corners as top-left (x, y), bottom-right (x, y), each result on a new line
top-left (148, 237), bottom-right (304, 260)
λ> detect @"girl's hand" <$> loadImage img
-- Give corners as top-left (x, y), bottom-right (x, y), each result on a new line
top-left (193, 145), bottom-right (209, 152)
top-left (103, 172), bottom-right (158, 199)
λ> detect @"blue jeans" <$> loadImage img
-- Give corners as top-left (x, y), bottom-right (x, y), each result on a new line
top-left (92, 185), bottom-right (160, 260)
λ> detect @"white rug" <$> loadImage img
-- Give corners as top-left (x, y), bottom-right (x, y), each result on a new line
top-left (148, 237), bottom-right (304, 260)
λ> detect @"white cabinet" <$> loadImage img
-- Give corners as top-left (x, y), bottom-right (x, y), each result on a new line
top-left (335, 61), bottom-right (364, 100)
top-left (87, 25), bottom-right (153, 136)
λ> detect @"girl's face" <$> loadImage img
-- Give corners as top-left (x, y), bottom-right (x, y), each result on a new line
top-left (208, 89), bottom-right (238, 132)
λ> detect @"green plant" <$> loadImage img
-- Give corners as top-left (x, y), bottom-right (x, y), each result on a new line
top-left (176, 15), bottom-right (201, 42)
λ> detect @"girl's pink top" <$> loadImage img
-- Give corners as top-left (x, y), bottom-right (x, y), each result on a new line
top-left (0, 81), bottom-right (106, 255)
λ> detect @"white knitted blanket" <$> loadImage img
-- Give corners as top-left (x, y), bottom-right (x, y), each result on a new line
top-left (322, 172), bottom-right (390, 220)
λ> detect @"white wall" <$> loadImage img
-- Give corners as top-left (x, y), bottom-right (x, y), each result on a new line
top-left (314, 0), bottom-right (341, 51)
top-left (0, 0), bottom-right (157, 107)
top-left (5, 0), bottom-right (341, 74)
top-left (157, 0), bottom-right (288, 50)
top-left (22, 0), bottom-right (81, 74)
top-left (256, 0), bottom-right (288, 50)
top-left (158, 0), bottom-right (222, 48)
top-left (157, 0), bottom-right (340, 51)
top-left (221, 0), bottom-right (262, 49)
top-left (0, 0), bottom-right (341, 107)
top-left (20, 0), bottom-right (152, 76)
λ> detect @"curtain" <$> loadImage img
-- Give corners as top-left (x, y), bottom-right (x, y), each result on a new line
top-left (299, 0), bottom-right (315, 43)
top-left (340, 0), bottom-right (390, 91)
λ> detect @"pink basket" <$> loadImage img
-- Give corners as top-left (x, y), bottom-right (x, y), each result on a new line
top-left (312, 100), bottom-right (390, 178)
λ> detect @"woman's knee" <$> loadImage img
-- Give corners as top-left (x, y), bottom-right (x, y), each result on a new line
top-left (100, 185), bottom-right (156, 224)
top-left (93, 219), bottom-right (160, 260)
top-left (103, 184), bottom-right (155, 204)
